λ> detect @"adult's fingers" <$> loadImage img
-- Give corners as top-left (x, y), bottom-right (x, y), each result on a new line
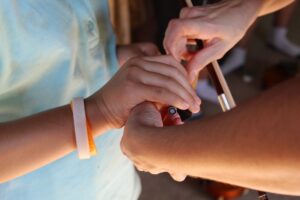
top-left (169, 172), bottom-right (187, 182)
top-left (186, 40), bottom-right (227, 81)
top-left (135, 165), bottom-right (146, 172)
top-left (135, 163), bottom-right (164, 175)
top-left (148, 168), bottom-right (165, 175)
top-left (164, 18), bottom-right (221, 60)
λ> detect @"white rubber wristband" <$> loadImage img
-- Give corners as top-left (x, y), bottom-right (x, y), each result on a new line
top-left (72, 97), bottom-right (90, 159)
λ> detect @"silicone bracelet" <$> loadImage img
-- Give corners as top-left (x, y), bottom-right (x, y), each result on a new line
top-left (71, 97), bottom-right (91, 159)
top-left (86, 119), bottom-right (97, 156)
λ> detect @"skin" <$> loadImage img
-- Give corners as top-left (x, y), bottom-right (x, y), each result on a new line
top-left (122, 0), bottom-right (298, 193)
top-left (1, 0), bottom-right (295, 190)
top-left (121, 77), bottom-right (300, 195)
top-left (0, 43), bottom-right (201, 183)
top-left (163, 0), bottom-right (295, 81)
top-left (117, 43), bottom-right (161, 66)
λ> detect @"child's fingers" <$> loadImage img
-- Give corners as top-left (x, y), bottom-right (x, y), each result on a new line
top-left (130, 58), bottom-right (201, 105)
top-left (143, 55), bottom-right (188, 77)
top-left (129, 68), bottom-right (200, 113)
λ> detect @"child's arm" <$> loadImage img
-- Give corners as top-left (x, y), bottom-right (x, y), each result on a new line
top-left (117, 43), bottom-right (160, 67)
top-left (0, 55), bottom-right (200, 183)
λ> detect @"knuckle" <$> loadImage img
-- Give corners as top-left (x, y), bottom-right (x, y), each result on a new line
top-left (126, 66), bottom-right (140, 81)
top-left (163, 39), bottom-right (169, 50)
top-left (168, 19), bottom-right (181, 30)
top-left (190, 8), bottom-right (200, 16)
top-left (139, 56), bottom-right (149, 63)
top-left (161, 55), bottom-right (174, 66)
top-left (171, 69), bottom-right (182, 80)
top-left (164, 56), bottom-right (182, 69)
top-left (180, 7), bottom-right (189, 18)
top-left (165, 77), bottom-right (175, 86)
top-left (166, 55), bottom-right (178, 64)
top-left (145, 42), bottom-right (157, 49)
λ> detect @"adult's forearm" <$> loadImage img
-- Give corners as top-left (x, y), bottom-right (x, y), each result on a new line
top-left (0, 98), bottom-right (110, 183)
top-left (258, 0), bottom-right (294, 16)
top-left (141, 77), bottom-right (300, 195)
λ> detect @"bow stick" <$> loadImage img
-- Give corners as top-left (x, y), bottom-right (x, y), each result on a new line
top-left (185, 0), bottom-right (236, 111)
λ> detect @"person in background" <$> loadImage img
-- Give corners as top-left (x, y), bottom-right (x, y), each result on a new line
top-left (0, 1), bottom-right (200, 200)
top-left (121, 0), bottom-right (300, 196)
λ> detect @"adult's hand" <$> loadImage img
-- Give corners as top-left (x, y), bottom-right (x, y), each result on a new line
top-left (89, 55), bottom-right (201, 129)
top-left (163, 0), bottom-right (264, 81)
top-left (123, 78), bottom-right (300, 195)
top-left (121, 102), bottom-right (187, 182)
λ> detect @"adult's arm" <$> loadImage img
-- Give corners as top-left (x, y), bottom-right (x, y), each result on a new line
top-left (259, 0), bottom-right (295, 16)
top-left (122, 77), bottom-right (300, 195)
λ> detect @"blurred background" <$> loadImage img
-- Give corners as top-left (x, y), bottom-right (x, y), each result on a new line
top-left (108, 0), bottom-right (300, 199)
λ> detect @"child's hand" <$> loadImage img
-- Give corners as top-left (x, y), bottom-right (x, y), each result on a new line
top-left (117, 43), bottom-right (160, 66)
top-left (88, 55), bottom-right (201, 129)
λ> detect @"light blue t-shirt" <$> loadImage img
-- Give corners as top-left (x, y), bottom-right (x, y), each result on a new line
top-left (0, 0), bottom-right (140, 199)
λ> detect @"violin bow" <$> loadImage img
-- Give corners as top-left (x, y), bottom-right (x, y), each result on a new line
top-left (184, 0), bottom-right (268, 199)
top-left (185, 0), bottom-right (236, 111)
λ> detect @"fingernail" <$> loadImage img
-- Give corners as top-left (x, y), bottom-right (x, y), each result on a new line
top-left (192, 105), bottom-right (200, 113)
top-left (195, 96), bottom-right (201, 105)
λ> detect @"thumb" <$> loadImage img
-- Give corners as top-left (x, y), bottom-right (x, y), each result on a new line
top-left (187, 40), bottom-right (226, 81)
top-left (129, 102), bottom-right (163, 128)
top-left (137, 43), bottom-right (161, 56)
